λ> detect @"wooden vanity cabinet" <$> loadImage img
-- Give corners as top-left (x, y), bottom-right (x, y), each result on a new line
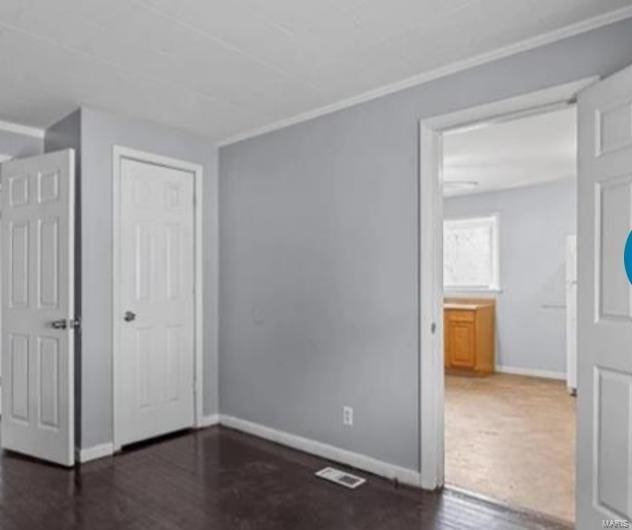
top-left (444, 299), bottom-right (495, 375)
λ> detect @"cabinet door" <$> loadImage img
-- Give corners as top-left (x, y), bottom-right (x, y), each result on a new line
top-left (443, 315), bottom-right (450, 368)
top-left (446, 313), bottom-right (476, 369)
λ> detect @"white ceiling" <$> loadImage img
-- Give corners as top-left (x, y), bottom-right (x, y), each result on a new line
top-left (443, 106), bottom-right (576, 196)
top-left (0, 1), bottom-right (630, 143)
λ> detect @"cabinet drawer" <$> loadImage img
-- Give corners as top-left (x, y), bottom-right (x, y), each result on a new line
top-left (446, 309), bottom-right (475, 322)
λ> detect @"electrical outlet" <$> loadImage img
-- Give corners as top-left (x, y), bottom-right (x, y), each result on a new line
top-left (343, 406), bottom-right (353, 426)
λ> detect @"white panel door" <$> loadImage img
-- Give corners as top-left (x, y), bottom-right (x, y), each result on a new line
top-left (1, 149), bottom-right (75, 466)
top-left (117, 158), bottom-right (194, 446)
top-left (577, 64), bottom-right (632, 529)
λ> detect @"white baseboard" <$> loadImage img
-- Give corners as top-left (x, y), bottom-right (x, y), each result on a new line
top-left (219, 414), bottom-right (420, 487)
top-left (495, 365), bottom-right (566, 380)
top-left (79, 415), bottom-right (218, 463)
top-left (198, 414), bottom-right (220, 428)
top-left (78, 442), bottom-right (114, 463)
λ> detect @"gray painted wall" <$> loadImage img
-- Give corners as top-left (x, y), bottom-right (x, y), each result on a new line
top-left (444, 179), bottom-right (576, 375)
top-left (219, 19), bottom-right (632, 471)
top-left (45, 108), bottom-right (219, 449)
top-left (0, 129), bottom-right (43, 158)
top-left (44, 111), bottom-right (81, 157)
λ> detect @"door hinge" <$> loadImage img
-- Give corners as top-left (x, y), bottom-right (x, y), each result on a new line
top-left (431, 322), bottom-right (437, 334)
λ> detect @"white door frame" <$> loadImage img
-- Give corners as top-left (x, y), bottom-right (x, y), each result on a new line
top-left (112, 145), bottom-right (204, 451)
top-left (418, 76), bottom-right (597, 490)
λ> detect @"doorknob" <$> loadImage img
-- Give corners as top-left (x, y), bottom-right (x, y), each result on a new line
top-left (51, 318), bottom-right (80, 330)
top-left (51, 319), bottom-right (67, 330)
top-left (124, 311), bottom-right (136, 322)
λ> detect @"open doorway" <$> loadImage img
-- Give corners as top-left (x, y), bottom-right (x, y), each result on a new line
top-left (441, 105), bottom-right (576, 522)
top-left (417, 78), bottom-right (597, 526)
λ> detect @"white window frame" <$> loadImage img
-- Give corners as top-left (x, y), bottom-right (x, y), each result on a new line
top-left (443, 213), bottom-right (500, 292)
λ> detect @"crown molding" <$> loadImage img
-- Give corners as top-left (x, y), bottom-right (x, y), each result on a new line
top-left (0, 119), bottom-right (45, 139)
top-left (218, 5), bottom-right (632, 147)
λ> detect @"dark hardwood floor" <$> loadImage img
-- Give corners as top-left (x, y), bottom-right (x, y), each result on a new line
top-left (0, 426), bottom-right (571, 529)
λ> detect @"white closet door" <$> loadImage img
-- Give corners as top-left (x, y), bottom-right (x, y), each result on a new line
top-left (117, 158), bottom-right (195, 446)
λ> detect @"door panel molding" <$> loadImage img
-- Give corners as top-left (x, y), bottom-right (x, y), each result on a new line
top-left (594, 174), bottom-right (632, 322)
top-left (592, 366), bottom-right (632, 520)
top-left (112, 146), bottom-right (204, 451)
top-left (1, 148), bottom-right (75, 466)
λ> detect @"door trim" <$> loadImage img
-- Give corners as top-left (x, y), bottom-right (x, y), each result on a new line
top-left (418, 76), bottom-right (597, 490)
top-left (112, 145), bottom-right (204, 451)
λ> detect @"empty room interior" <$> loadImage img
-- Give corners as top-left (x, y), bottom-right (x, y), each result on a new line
top-left (442, 106), bottom-right (577, 522)
top-left (0, 2), bottom-right (631, 529)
